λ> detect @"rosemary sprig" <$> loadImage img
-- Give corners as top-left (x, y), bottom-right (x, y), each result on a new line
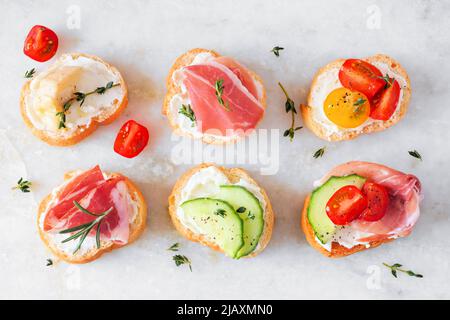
top-left (57, 81), bottom-right (119, 129)
top-left (179, 104), bottom-right (196, 126)
top-left (59, 201), bottom-right (113, 254)
top-left (46, 259), bottom-right (53, 266)
top-left (173, 254), bottom-right (192, 271)
top-left (279, 82), bottom-right (302, 141)
top-left (13, 177), bottom-right (32, 193)
top-left (214, 208), bottom-right (227, 218)
top-left (313, 147), bottom-right (326, 159)
top-left (408, 150), bottom-right (422, 161)
top-left (214, 79), bottom-right (230, 111)
top-left (24, 68), bottom-right (36, 78)
top-left (167, 243), bottom-right (180, 252)
top-left (271, 46), bottom-right (284, 57)
top-left (383, 263), bottom-right (423, 279)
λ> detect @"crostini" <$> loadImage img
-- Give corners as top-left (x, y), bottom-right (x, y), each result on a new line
top-left (301, 54), bottom-right (411, 141)
top-left (38, 165), bottom-right (146, 264)
top-left (168, 164), bottom-right (274, 258)
top-left (301, 161), bottom-right (422, 258)
top-left (163, 48), bottom-right (267, 144)
top-left (20, 53), bottom-right (128, 146)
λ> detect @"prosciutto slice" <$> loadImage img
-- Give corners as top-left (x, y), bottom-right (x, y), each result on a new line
top-left (43, 166), bottom-right (131, 244)
top-left (182, 57), bottom-right (264, 135)
top-left (318, 161), bottom-right (422, 242)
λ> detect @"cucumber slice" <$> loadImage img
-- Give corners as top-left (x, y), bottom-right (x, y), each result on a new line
top-left (307, 174), bottom-right (366, 244)
top-left (180, 198), bottom-right (244, 258)
top-left (216, 185), bottom-right (264, 258)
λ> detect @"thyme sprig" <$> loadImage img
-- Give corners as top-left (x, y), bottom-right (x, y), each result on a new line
top-left (173, 254), bottom-right (192, 271)
top-left (279, 82), bottom-right (302, 141)
top-left (271, 46), bottom-right (284, 57)
top-left (179, 104), bottom-right (196, 126)
top-left (13, 177), bottom-right (32, 193)
top-left (408, 150), bottom-right (422, 161)
top-left (383, 263), bottom-right (423, 279)
top-left (214, 79), bottom-right (230, 111)
top-left (24, 68), bottom-right (36, 78)
top-left (313, 147), bottom-right (326, 159)
top-left (57, 81), bottom-right (119, 129)
top-left (59, 201), bottom-right (113, 254)
top-left (378, 74), bottom-right (393, 89)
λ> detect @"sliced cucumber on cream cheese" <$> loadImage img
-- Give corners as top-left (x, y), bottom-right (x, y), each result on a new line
top-left (180, 198), bottom-right (244, 258)
top-left (216, 185), bottom-right (264, 258)
top-left (307, 174), bottom-right (366, 244)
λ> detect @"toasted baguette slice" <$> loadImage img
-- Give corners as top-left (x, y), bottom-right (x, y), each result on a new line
top-left (20, 53), bottom-right (128, 146)
top-left (168, 163), bottom-right (274, 258)
top-left (300, 195), bottom-right (392, 258)
top-left (162, 48), bottom-right (267, 144)
top-left (301, 54), bottom-right (411, 141)
top-left (38, 171), bottom-right (147, 264)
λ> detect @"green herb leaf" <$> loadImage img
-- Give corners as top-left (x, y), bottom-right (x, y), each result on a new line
top-left (24, 68), bottom-right (36, 78)
top-left (173, 254), bottom-right (192, 271)
top-left (168, 243), bottom-right (180, 252)
top-left (408, 150), bottom-right (422, 161)
top-left (313, 147), bottom-right (326, 159)
top-left (236, 207), bottom-right (246, 213)
top-left (46, 259), bottom-right (53, 266)
top-left (13, 177), bottom-right (32, 193)
top-left (378, 74), bottom-right (393, 89)
top-left (247, 211), bottom-right (255, 220)
top-left (179, 104), bottom-right (196, 126)
top-left (271, 46), bottom-right (284, 57)
top-left (353, 98), bottom-right (366, 106)
top-left (214, 79), bottom-right (230, 111)
top-left (214, 208), bottom-right (227, 218)
top-left (59, 201), bottom-right (113, 253)
top-left (278, 82), bottom-right (300, 141)
top-left (383, 262), bottom-right (423, 279)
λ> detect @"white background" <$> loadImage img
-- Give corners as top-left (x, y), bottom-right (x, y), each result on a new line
top-left (0, 0), bottom-right (449, 299)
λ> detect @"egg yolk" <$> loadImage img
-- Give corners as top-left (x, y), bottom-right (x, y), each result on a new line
top-left (323, 88), bottom-right (370, 128)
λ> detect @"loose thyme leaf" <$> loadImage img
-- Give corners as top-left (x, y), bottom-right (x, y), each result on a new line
top-left (214, 208), bottom-right (227, 218)
top-left (383, 262), bottom-right (423, 279)
top-left (278, 82), bottom-right (301, 141)
top-left (46, 259), bottom-right (53, 266)
top-left (271, 46), bottom-right (284, 57)
top-left (353, 98), bottom-right (366, 106)
top-left (168, 243), bottom-right (180, 252)
top-left (57, 82), bottom-right (119, 129)
top-left (179, 104), bottom-right (196, 126)
top-left (173, 254), bottom-right (192, 271)
top-left (13, 177), bottom-right (32, 193)
top-left (24, 68), bottom-right (36, 78)
top-left (313, 147), bottom-right (326, 159)
top-left (247, 211), bottom-right (255, 220)
top-left (408, 150), bottom-right (422, 161)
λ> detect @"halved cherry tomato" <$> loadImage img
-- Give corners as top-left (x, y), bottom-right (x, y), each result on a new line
top-left (23, 25), bottom-right (59, 62)
top-left (358, 182), bottom-right (390, 222)
top-left (370, 78), bottom-right (400, 121)
top-left (339, 59), bottom-right (386, 99)
top-left (114, 120), bottom-right (149, 158)
top-left (326, 185), bottom-right (368, 225)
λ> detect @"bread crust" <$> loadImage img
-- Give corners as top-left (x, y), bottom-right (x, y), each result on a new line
top-left (37, 171), bottom-right (147, 264)
top-left (300, 195), bottom-right (392, 258)
top-left (162, 48), bottom-right (267, 145)
top-left (168, 163), bottom-right (274, 258)
top-left (20, 53), bottom-right (128, 147)
top-left (301, 54), bottom-right (411, 141)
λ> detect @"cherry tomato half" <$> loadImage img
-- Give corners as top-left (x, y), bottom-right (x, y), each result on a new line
top-left (370, 78), bottom-right (400, 121)
top-left (114, 120), bottom-right (149, 158)
top-left (339, 59), bottom-right (386, 99)
top-left (326, 185), bottom-right (368, 225)
top-left (358, 182), bottom-right (390, 222)
top-left (23, 25), bottom-right (59, 62)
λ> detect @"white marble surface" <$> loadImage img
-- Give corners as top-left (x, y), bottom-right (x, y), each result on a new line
top-left (0, 0), bottom-right (449, 299)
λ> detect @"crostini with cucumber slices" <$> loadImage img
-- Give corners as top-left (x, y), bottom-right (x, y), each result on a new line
top-left (301, 55), bottom-right (411, 141)
top-left (301, 161), bottom-right (422, 258)
top-left (38, 165), bottom-right (146, 264)
top-left (168, 164), bottom-right (274, 258)
top-left (163, 48), bottom-right (267, 144)
top-left (20, 53), bottom-right (128, 146)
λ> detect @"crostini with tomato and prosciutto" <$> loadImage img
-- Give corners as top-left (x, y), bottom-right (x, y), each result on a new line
top-left (301, 54), bottom-right (411, 141)
top-left (38, 165), bottom-right (147, 264)
top-left (301, 161), bottom-right (422, 258)
top-left (20, 53), bottom-right (128, 146)
top-left (163, 48), bottom-right (267, 144)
